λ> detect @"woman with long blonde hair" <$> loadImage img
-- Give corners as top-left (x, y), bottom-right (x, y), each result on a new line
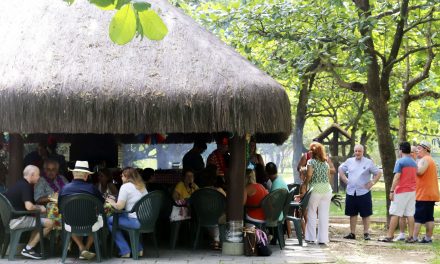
top-left (107, 167), bottom-right (147, 258)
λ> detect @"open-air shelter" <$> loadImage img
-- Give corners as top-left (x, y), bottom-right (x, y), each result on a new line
top-left (0, 0), bottom-right (291, 242)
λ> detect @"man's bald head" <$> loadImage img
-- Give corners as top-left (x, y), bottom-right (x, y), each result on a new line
top-left (23, 165), bottom-right (40, 184)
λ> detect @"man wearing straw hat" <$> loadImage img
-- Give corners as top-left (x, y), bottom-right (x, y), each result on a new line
top-left (412, 141), bottom-right (439, 243)
top-left (59, 161), bottom-right (104, 260)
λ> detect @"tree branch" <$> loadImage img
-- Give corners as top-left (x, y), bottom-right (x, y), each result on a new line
top-left (392, 44), bottom-right (440, 66)
top-left (327, 68), bottom-right (365, 93)
top-left (408, 91), bottom-right (440, 102)
top-left (405, 20), bottom-right (436, 92)
top-left (373, 4), bottom-right (429, 20)
top-left (384, 0), bottom-right (410, 73)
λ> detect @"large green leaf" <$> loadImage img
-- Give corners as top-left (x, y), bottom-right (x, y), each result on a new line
top-left (90, 0), bottom-right (116, 10)
top-left (109, 4), bottom-right (137, 45)
top-left (138, 9), bottom-right (168, 40)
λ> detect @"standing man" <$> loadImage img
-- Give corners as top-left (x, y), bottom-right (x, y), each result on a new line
top-left (182, 140), bottom-right (207, 172)
top-left (59, 161), bottom-right (104, 260)
top-left (339, 144), bottom-right (382, 240)
top-left (4, 165), bottom-right (54, 259)
top-left (412, 141), bottom-right (439, 243)
top-left (378, 142), bottom-right (417, 243)
top-left (34, 159), bottom-right (68, 205)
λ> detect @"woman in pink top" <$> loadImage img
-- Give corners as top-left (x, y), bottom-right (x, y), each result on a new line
top-left (244, 169), bottom-right (268, 223)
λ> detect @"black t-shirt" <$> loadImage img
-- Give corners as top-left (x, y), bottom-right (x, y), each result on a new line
top-left (182, 151), bottom-right (205, 172)
top-left (5, 178), bottom-right (34, 212)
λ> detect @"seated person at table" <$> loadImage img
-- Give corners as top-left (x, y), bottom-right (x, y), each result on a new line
top-left (95, 169), bottom-right (118, 198)
top-left (5, 165), bottom-right (54, 259)
top-left (34, 159), bottom-right (68, 205)
top-left (59, 161), bottom-right (104, 260)
top-left (203, 171), bottom-right (226, 250)
top-left (245, 169), bottom-right (269, 223)
top-left (172, 169), bottom-right (199, 202)
top-left (106, 167), bottom-right (148, 258)
top-left (140, 168), bottom-right (155, 191)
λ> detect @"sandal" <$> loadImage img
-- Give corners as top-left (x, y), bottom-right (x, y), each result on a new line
top-left (211, 241), bottom-right (221, 250)
top-left (343, 233), bottom-right (356, 239)
top-left (378, 237), bottom-right (393, 243)
top-left (405, 237), bottom-right (416, 243)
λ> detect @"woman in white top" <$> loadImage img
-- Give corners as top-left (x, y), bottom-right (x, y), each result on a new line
top-left (107, 167), bottom-right (148, 258)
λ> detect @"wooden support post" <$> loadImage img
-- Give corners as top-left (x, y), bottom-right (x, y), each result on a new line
top-left (8, 133), bottom-right (24, 187)
top-left (226, 136), bottom-right (246, 221)
top-left (223, 135), bottom-right (246, 255)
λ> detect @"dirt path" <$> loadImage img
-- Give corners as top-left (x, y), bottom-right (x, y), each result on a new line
top-left (325, 222), bottom-right (435, 263)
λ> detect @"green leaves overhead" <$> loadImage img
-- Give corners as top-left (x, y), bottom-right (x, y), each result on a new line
top-left (67, 0), bottom-right (168, 45)
top-left (109, 4), bottom-right (137, 45)
top-left (138, 9), bottom-right (168, 40)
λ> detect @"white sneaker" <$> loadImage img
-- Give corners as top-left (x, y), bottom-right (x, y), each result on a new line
top-left (394, 233), bottom-right (406, 241)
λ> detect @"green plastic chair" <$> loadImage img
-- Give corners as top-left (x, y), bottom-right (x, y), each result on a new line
top-left (245, 188), bottom-right (288, 249)
top-left (279, 186), bottom-right (297, 248)
top-left (189, 188), bottom-right (226, 250)
top-left (111, 190), bottom-right (163, 259)
top-left (58, 194), bottom-right (107, 263)
top-left (0, 193), bottom-right (50, 260)
top-left (286, 187), bottom-right (313, 246)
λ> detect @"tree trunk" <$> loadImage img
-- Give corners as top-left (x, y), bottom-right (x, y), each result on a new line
top-left (368, 95), bottom-right (396, 216)
top-left (398, 93), bottom-right (410, 142)
top-left (291, 76), bottom-right (311, 183)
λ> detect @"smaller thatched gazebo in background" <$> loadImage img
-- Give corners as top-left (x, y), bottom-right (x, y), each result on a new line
top-left (0, 0), bottom-right (291, 249)
top-left (315, 123), bottom-right (351, 192)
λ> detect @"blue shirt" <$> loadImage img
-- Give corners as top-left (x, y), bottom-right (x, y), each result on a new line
top-left (59, 179), bottom-right (104, 205)
top-left (270, 176), bottom-right (288, 221)
top-left (339, 157), bottom-right (380, 196)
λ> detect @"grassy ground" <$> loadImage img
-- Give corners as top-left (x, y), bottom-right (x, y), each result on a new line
top-left (329, 181), bottom-right (440, 263)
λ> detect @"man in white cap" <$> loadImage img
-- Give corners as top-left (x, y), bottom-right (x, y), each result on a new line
top-left (412, 141), bottom-right (439, 243)
top-left (58, 161), bottom-right (104, 260)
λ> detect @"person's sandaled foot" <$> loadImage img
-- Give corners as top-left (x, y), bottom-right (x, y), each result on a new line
top-left (378, 237), bottom-right (393, 242)
top-left (364, 233), bottom-right (371, 241)
top-left (405, 237), bottom-right (417, 243)
top-left (343, 233), bottom-right (356, 239)
top-left (211, 241), bottom-right (221, 250)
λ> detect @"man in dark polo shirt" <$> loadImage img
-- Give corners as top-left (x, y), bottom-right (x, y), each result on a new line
top-left (5, 165), bottom-right (54, 259)
top-left (182, 141), bottom-right (207, 172)
top-left (58, 161), bottom-right (104, 260)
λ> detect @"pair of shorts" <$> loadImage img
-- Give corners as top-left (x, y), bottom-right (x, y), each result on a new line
top-left (389, 191), bottom-right (415, 217)
top-left (414, 201), bottom-right (435, 224)
top-left (345, 191), bottom-right (372, 217)
top-left (9, 216), bottom-right (36, 230)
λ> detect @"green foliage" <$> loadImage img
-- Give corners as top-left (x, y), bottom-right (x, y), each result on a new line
top-left (137, 9), bottom-right (168, 40)
top-left (109, 4), bottom-right (137, 45)
top-left (66, 0), bottom-right (168, 45)
top-left (178, 0), bottom-right (440, 149)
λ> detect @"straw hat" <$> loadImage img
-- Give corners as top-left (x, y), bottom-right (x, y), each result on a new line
top-left (69, 161), bottom-right (93, 174)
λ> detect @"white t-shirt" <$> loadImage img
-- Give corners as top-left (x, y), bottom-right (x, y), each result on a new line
top-left (118, 182), bottom-right (148, 218)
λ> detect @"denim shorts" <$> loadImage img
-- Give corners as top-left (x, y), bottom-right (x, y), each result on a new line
top-left (345, 191), bottom-right (372, 217)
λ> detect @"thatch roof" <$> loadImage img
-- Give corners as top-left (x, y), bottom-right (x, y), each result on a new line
top-left (316, 124), bottom-right (351, 142)
top-left (0, 0), bottom-right (291, 144)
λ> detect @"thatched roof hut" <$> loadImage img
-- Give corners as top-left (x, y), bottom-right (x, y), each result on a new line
top-left (0, 0), bottom-right (291, 144)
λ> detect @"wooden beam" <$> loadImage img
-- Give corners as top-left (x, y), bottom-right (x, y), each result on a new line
top-left (8, 134), bottom-right (23, 187)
